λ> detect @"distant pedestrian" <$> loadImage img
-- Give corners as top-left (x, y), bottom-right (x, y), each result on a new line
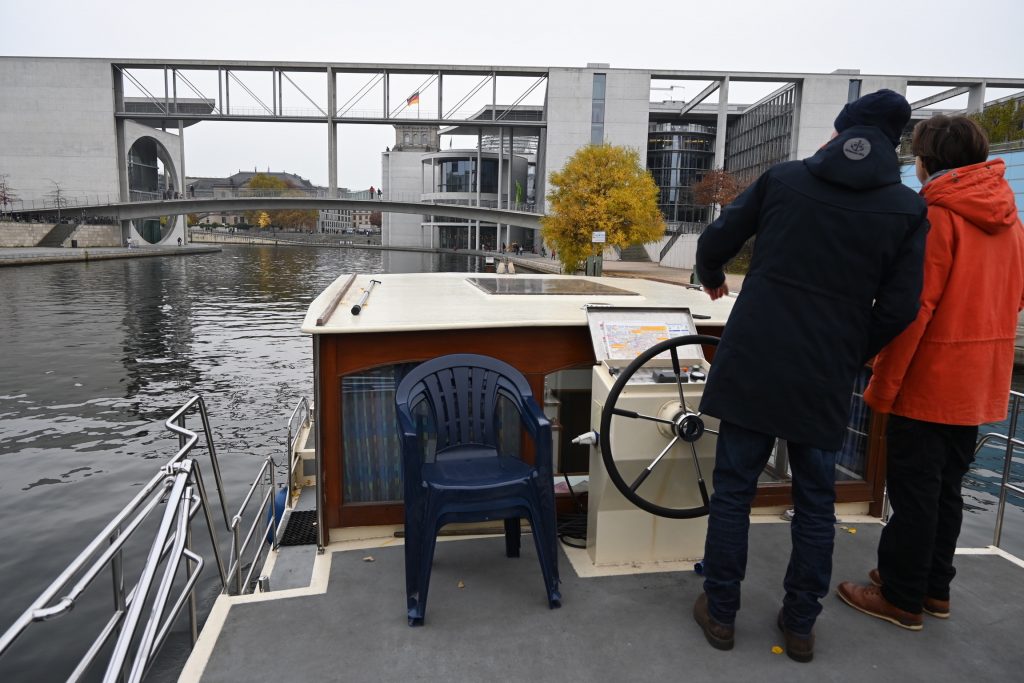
top-left (369, 185), bottom-right (375, 198)
top-left (377, 188), bottom-right (382, 200)
top-left (177, 237), bottom-right (182, 247)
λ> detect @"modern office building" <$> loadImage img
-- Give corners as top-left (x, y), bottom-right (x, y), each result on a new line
top-left (2, 56), bottom-right (1021, 259)
top-left (900, 140), bottom-right (1024, 222)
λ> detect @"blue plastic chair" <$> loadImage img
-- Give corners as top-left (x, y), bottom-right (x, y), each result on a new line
top-left (395, 353), bottom-right (561, 626)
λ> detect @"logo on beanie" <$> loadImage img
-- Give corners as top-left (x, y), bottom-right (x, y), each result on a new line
top-left (843, 137), bottom-right (871, 161)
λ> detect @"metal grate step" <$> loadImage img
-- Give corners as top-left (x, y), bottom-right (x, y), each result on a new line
top-left (278, 510), bottom-right (318, 546)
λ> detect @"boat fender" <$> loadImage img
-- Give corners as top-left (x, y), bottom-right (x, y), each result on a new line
top-left (266, 485), bottom-right (288, 544)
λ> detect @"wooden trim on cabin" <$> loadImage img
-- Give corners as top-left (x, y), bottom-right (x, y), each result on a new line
top-left (867, 411), bottom-right (889, 517)
top-left (321, 325), bottom-right (598, 533)
top-left (317, 322), bottom-right (881, 535)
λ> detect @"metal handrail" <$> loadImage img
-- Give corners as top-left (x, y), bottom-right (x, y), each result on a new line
top-left (225, 457), bottom-right (279, 595)
top-left (975, 390), bottom-right (1024, 548)
top-left (0, 396), bottom-right (230, 682)
top-left (880, 390), bottom-right (1024, 548)
top-left (286, 397), bottom-right (312, 502)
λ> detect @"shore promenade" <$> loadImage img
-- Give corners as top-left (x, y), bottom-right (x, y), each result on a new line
top-left (0, 244), bottom-right (220, 266)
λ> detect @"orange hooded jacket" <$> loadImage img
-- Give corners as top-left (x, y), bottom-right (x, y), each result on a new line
top-left (864, 158), bottom-right (1024, 425)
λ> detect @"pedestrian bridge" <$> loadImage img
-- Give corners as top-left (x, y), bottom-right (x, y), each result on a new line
top-left (8, 193), bottom-right (544, 230)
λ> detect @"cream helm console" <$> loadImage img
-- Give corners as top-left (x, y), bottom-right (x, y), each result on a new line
top-left (584, 307), bottom-right (720, 567)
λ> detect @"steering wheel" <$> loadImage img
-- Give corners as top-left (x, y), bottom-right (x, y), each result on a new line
top-left (599, 334), bottom-right (720, 519)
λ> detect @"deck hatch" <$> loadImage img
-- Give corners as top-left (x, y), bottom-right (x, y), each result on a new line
top-left (466, 277), bottom-right (639, 296)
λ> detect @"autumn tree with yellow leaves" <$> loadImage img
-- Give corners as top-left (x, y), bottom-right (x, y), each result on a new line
top-left (243, 173), bottom-right (318, 231)
top-left (541, 144), bottom-right (665, 273)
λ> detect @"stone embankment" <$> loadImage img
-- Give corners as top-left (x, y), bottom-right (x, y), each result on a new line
top-left (1, 221), bottom-right (122, 248)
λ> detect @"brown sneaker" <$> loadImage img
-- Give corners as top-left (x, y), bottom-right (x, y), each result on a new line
top-left (776, 609), bottom-right (814, 663)
top-left (693, 593), bottom-right (735, 650)
top-left (837, 581), bottom-right (923, 630)
top-left (868, 569), bottom-right (951, 619)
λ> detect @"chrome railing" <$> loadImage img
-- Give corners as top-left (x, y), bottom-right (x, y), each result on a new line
top-left (286, 397), bottom-right (312, 502)
top-left (974, 390), bottom-right (1024, 548)
top-left (880, 390), bottom-right (1024, 548)
top-left (226, 457), bottom-right (279, 595)
top-left (0, 394), bottom-right (311, 677)
top-left (0, 395), bottom-right (230, 683)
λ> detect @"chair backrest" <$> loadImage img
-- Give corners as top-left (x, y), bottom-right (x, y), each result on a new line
top-left (395, 354), bottom-right (537, 458)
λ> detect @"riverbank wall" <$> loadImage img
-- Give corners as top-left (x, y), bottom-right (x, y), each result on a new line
top-left (1, 221), bottom-right (122, 248)
top-left (0, 245), bottom-right (221, 267)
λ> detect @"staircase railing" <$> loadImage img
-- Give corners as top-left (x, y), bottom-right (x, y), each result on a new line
top-left (0, 395), bottom-right (230, 683)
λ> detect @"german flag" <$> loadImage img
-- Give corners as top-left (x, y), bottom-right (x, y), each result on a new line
top-left (406, 92), bottom-right (420, 106)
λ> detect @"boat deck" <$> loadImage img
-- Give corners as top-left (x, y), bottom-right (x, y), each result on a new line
top-left (183, 521), bottom-right (1024, 682)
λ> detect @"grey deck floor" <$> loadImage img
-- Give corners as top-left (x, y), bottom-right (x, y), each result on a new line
top-left (198, 523), bottom-right (1024, 682)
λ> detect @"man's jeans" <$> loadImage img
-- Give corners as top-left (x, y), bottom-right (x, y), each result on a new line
top-left (878, 415), bottom-right (976, 613)
top-left (702, 420), bottom-right (836, 635)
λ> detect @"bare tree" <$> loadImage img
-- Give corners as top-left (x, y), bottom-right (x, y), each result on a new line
top-left (693, 168), bottom-right (743, 219)
top-left (0, 174), bottom-right (17, 220)
top-left (45, 179), bottom-right (68, 223)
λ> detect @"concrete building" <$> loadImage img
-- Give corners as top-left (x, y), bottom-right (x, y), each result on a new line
top-left (0, 57), bottom-right (217, 245)
top-left (318, 207), bottom-right (353, 234)
top-left (2, 56), bottom-right (1021, 260)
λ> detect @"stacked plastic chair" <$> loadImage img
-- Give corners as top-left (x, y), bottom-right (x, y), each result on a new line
top-left (395, 353), bottom-right (561, 626)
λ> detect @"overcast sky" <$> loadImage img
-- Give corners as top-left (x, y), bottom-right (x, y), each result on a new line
top-left (5, 0), bottom-right (1023, 189)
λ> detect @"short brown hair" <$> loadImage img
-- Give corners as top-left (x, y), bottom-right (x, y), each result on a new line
top-left (911, 115), bottom-right (989, 176)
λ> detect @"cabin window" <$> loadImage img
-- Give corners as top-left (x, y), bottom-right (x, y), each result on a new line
top-left (544, 367), bottom-right (594, 475)
top-left (339, 362), bottom-right (523, 503)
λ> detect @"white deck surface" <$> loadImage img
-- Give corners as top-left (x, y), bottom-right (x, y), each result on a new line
top-left (302, 273), bottom-right (735, 335)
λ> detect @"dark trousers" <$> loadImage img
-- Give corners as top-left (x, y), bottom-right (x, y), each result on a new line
top-left (702, 420), bottom-right (837, 635)
top-left (878, 415), bottom-right (977, 613)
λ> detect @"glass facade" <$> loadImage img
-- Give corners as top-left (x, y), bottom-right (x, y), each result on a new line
top-left (647, 123), bottom-right (716, 224)
top-left (436, 158), bottom-right (499, 193)
top-left (591, 73), bottom-right (606, 145)
top-left (900, 143), bottom-right (1024, 223)
top-left (725, 85), bottom-right (795, 185)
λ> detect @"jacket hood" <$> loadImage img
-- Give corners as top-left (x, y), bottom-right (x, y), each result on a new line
top-left (922, 158), bottom-right (1019, 235)
top-left (803, 126), bottom-right (903, 191)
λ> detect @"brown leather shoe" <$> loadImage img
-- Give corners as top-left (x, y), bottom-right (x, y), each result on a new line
top-left (837, 581), bottom-right (923, 630)
top-left (868, 568), bottom-right (951, 618)
top-left (693, 593), bottom-right (734, 650)
top-left (776, 609), bottom-right (814, 663)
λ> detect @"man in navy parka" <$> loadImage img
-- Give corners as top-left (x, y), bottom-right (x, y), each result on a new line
top-left (691, 89), bottom-right (928, 662)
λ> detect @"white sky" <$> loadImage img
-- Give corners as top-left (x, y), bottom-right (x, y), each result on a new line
top-left (4, 0), bottom-right (1023, 189)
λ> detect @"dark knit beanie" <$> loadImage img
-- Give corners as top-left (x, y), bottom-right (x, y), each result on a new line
top-left (833, 89), bottom-right (912, 146)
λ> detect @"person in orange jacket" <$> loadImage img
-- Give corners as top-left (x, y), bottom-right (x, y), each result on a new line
top-left (838, 115), bottom-right (1024, 630)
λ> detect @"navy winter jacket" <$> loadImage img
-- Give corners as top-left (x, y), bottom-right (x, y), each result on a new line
top-left (696, 126), bottom-right (928, 450)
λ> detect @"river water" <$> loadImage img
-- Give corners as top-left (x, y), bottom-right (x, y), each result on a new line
top-left (1, 244), bottom-right (1022, 679)
top-left (0, 245), bottom-right (484, 679)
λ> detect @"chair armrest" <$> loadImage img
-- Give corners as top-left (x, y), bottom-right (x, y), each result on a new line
top-left (520, 397), bottom-right (554, 479)
top-left (396, 411), bottom-right (426, 485)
